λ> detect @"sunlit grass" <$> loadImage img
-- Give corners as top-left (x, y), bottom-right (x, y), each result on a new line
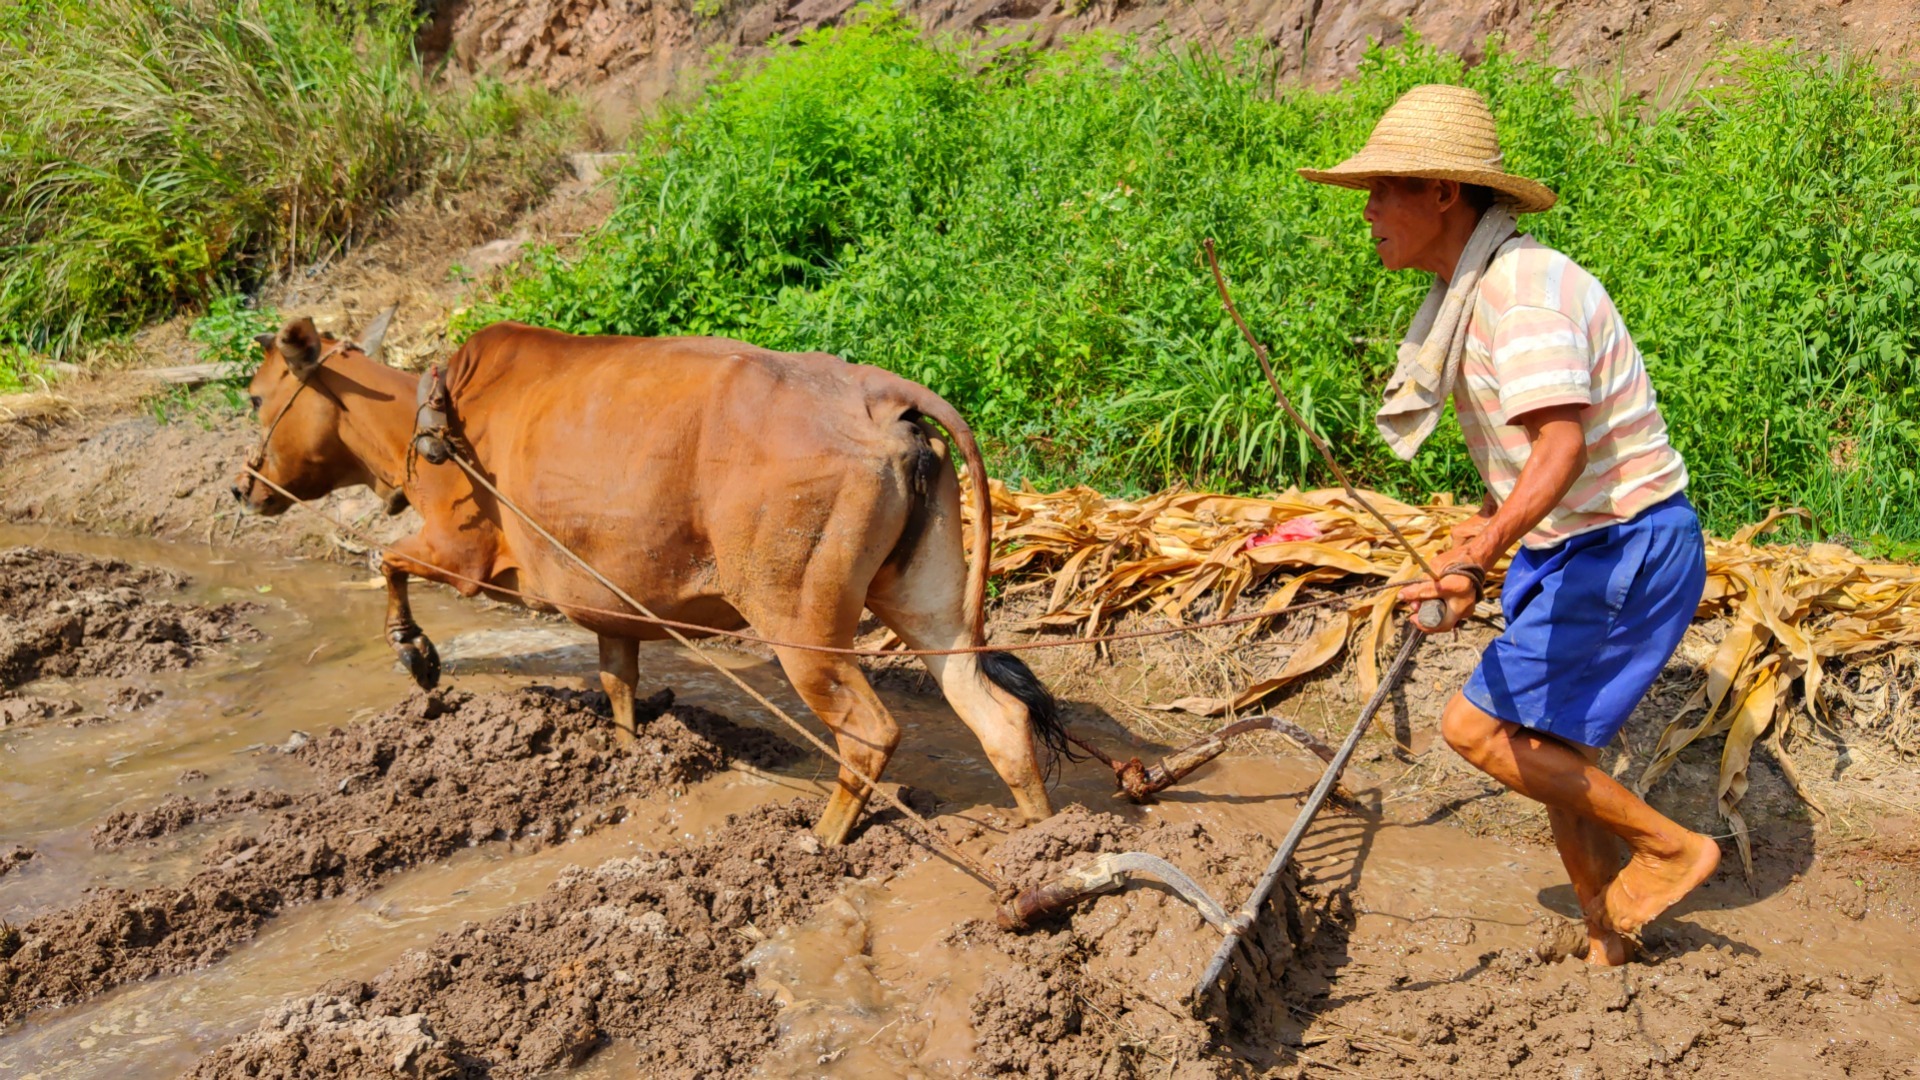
top-left (471, 5), bottom-right (1920, 549)
top-left (0, 0), bottom-right (578, 361)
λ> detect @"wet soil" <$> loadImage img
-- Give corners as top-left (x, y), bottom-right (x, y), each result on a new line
top-left (188, 801), bottom-right (922, 1079)
top-left (949, 805), bottom-right (1301, 1079)
top-left (0, 684), bottom-right (798, 1032)
top-left (0, 530), bottom-right (1914, 1078)
top-left (0, 547), bottom-right (257, 699)
top-left (1291, 935), bottom-right (1920, 1079)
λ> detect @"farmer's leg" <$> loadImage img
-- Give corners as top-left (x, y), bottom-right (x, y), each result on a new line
top-left (1539, 739), bottom-right (1630, 966)
top-left (1441, 693), bottom-right (1719, 935)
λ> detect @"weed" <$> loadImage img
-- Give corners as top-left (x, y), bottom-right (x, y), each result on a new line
top-left (0, 0), bottom-right (578, 359)
top-left (189, 293), bottom-right (282, 380)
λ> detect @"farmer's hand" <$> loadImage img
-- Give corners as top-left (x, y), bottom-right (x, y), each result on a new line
top-left (1400, 549), bottom-right (1482, 634)
top-left (1447, 492), bottom-right (1498, 548)
top-left (1449, 513), bottom-right (1492, 549)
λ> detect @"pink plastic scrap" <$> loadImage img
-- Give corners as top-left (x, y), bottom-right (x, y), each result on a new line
top-left (1244, 516), bottom-right (1325, 550)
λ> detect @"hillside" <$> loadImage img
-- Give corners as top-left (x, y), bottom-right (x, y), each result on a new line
top-left (430, 0), bottom-right (1920, 117)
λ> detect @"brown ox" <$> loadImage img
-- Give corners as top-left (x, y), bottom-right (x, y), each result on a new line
top-left (232, 317), bottom-right (1066, 843)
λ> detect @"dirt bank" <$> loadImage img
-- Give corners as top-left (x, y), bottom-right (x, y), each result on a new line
top-left (0, 684), bottom-right (798, 1031)
top-left (187, 801), bottom-right (924, 1079)
top-left (430, 0), bottom-right (1920, 121)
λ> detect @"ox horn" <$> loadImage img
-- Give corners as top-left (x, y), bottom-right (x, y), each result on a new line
top-left (358, 303), bottom-right (398, 360)
top-left (276, 317), bottom-right (324, 381)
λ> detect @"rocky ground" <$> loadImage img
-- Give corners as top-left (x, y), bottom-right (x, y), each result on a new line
top-left (429, 0), bottom-right (1920, 121)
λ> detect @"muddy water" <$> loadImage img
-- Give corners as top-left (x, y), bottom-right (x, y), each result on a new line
top-left (5, 527), bottom-right (1919, 1077)
top-left (0, 528), bottom-right (814, 1073)
top-left (0, 526), bottom-right (1081, 1075)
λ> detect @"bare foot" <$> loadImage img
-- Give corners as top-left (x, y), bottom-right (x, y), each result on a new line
top-left (1603, 831), bottom-right (1721, 934)
top-left (1585, 924), bottom-right (1632, 967)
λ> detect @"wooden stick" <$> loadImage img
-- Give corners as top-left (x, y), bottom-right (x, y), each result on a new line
top-left (1203, 238), bottom-right (1441, 586)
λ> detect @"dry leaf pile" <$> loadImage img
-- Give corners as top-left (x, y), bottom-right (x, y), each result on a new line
top-left (971, 483), bottom-right (1920, 865)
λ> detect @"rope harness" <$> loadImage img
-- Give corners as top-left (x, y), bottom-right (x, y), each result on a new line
top-left (241, 259), bottom-right (1471, 896)
top-left (241, 380), bottom-right (1425, 893)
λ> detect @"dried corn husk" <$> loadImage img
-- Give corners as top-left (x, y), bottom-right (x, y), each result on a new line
top-left (969, 482), bottom-right (1920, 848)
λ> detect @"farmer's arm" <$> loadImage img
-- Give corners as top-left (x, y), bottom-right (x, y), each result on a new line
top-left (1462, 405), bottom-right (1587, 565)
top-left (1404, 404), bottom-right (1587, 630)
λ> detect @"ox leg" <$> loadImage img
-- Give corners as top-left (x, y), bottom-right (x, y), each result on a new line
top-left (880, 619), bottom-right (1053, 828)
top-left (381, 551), bottom-right (442, 690)
top-left (775, 649), bottom-right (901, 846)
top-left (864, 492), bottom-right (1052, 826)
top-left (597, 634), bottom-right (641, 747)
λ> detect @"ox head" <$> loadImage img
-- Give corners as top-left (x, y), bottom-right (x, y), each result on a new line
top-left (230, 314), bottom-right (393, 515)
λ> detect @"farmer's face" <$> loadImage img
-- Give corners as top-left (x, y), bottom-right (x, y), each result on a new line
top-left (1363, 178), bottom-right (1450, 272)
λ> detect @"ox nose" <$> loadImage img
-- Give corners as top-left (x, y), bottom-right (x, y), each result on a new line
top-left (230, 483), bottom-right (247, 504)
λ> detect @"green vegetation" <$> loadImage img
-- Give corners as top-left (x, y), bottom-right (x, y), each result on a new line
top-left (473, 6), bottom-right (1920, 548)
top-left (0, 0), bottom-right (576, 365)
top-left (139, 293), bottom-right (283, 426)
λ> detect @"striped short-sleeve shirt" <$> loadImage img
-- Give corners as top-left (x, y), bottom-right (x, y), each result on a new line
top-left (1456, 238), bottom-right (1687, 549)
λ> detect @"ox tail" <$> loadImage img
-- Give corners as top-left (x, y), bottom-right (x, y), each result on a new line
top-left (890, 379), bottom-right (1080, 774)
top-left (890, 383), bottom-right (993, 646)
top-left (980, 649), bottom-right (1078, 778)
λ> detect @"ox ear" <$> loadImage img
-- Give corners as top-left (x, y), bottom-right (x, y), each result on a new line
top-left (276, 317), bottom-right (323, 381)
top-left (254, 332), bottom-right (276, 355)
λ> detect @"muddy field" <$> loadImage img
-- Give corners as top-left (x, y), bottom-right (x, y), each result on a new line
top-left (4, 1), bottom-right (1919, 1073)
top-left (0, 532), bottom-right (1915, 1079)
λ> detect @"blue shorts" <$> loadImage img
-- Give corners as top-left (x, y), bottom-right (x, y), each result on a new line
top-left (1463, 492), bottom-right (1707, 749)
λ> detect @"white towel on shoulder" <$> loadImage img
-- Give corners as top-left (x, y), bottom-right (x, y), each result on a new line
top-left (1374, 203), bottom-right (1522, 460)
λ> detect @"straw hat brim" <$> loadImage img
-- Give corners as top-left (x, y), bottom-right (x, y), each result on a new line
top-left (1299, 156), bottom-right (1558, 215)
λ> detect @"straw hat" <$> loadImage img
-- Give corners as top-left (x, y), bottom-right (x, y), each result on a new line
top-left (1298, 84), bottom-right (1557, 214)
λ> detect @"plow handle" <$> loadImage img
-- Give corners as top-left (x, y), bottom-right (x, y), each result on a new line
top-left (1416, 597), bottom-right (1447, 631)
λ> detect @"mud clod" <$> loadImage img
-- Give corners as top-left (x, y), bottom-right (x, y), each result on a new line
top-left (0, 547), bottom-right (257, 694)
top-left (0, 694), bottom-right (81, 728)
top-left (190, 802), bottom-right (923, 1079)
top-left (107, 684), bottom-right (164, 712)
top-left (0, 685), bottom-right (799, 1031)
top-left (957, 805), bottom-right (1305, 1079)
top-left (0, 845), bottom-right (34, 880)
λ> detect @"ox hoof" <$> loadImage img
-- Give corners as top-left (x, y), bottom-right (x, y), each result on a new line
top-left (390, 630), bottom-right (442, 690)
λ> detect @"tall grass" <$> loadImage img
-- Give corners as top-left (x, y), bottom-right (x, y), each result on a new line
top-left (472, 6), bottom-right (1920, 549)
top-left (0, 0), bottom-right (576, 359)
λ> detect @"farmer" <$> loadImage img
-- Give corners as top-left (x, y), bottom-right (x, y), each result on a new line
top-left (1299, 85), bottom-right (1721, 965)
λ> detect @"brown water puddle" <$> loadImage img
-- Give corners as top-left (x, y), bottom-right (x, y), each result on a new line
top-left (3, 527), bottom-right (1917, 1077)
